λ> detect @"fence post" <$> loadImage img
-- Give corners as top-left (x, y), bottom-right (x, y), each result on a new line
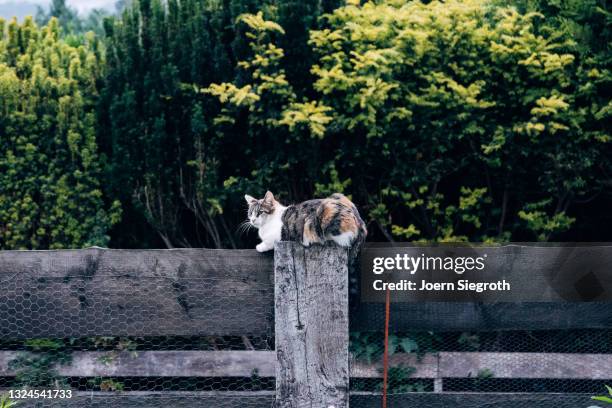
top-left (275, 241), bottom-right (349, 408)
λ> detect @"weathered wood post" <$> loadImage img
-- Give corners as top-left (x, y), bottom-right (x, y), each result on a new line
top-left (274, 241), bottom-right (350, 408)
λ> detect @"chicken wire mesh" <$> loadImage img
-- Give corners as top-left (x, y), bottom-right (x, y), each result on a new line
top-left (348, 302), bottom-right (612, 408)
top-left (0, 249), bottom-right (275, 407)
top-left (348, 244), bottom-right (612, 407)
top-left (1, 247), bottom-right (611, 408)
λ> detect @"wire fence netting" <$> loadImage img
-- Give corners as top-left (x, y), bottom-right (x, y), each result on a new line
top-left (0, 249), bottom-right (610, 407)
top-left (348, 300), bottom-right (612, 408)
top-left (0, 249), bottom-right (275, 407)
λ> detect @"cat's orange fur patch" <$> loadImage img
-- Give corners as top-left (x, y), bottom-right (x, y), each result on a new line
top-left (303, 219), bottom-right (320, 244)
top-left (340, 213), bottom-right (358, 233)
top-left (320, 202), bottom-right (336, 226)
top-left (336, 195), bottom-right (353, 208)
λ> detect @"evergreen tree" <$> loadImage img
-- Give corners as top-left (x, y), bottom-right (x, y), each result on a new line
top-left (100, 0), bottom-right (234, 248)
top-left (0, 17), bottom-right (120, 249)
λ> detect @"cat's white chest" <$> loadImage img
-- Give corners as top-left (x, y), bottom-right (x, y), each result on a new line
top-left (258, 216), bottom-right (282, 243)
top-left (257, 207), bottom-right (285, 251)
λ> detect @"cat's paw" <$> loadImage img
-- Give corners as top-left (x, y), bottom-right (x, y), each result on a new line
top-left (256, 243), bottom-right (270, 252)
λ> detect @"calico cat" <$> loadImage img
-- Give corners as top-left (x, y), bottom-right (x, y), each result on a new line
top-left (244, 191), bottom-right (367, 258)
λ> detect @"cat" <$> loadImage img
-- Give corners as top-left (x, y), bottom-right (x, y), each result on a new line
top-left (244, 191), bottom-right (367, 258)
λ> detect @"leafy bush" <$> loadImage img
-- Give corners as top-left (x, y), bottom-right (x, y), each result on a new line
top-left (204, 0), bottom-right (611, 246)
top-left (0, 17), bottom-right (120, 249)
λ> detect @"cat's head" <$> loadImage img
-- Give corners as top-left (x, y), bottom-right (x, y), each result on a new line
top-left (244, 191), bottom-right (278, 228)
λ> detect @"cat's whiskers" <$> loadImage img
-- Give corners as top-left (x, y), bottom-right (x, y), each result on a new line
top-left (237, 220), bottom-right (254, 236)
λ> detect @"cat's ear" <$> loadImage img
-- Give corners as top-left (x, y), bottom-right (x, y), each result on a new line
top-left (262, 191), bottom-right (275, 209)
top-left (263, 191), bottom-right (274, 203)
top-left (244, 194), bottom-right (257, 205)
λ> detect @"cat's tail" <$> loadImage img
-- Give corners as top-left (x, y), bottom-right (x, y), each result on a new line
top-left (348, 222), bottom-right (367, 298)
top-left (349, 221), bottom-right (366, 259)
top-left (348, 214), bottom-right (367, 294)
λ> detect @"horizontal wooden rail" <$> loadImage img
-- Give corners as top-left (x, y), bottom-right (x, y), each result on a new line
top-left (0, 248), bottom-right (610, 341)
top-left (2, 351), bottom-right (611, 379)
top-left (361, 244), bottom-right (612, 303)
top-left (0, 351), bottom-right (275, 377)
top-left (351, 302), bottom-right (612, 331)
top-left (2, 391), bottom-right (275, 408)
top-left (0, 248), bottom-right (274, 339)
top-left (354, 352), bottom-right (612, 379)
top-left (437, 352), bottom-right (612, 379)
top-left (351, 353), bottom-right (438, 378)
top-left (0, 391), bottom-right (595, 408)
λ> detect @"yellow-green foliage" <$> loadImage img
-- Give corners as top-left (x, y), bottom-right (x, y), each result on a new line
top-left (206, 11), bottom-right (334, 138)
top-left (0, 17), bottom-right (120, 249)
top-left (205, 0), bottom-right (609, 243)
top-left (306, 0), bottom-right (608, 241)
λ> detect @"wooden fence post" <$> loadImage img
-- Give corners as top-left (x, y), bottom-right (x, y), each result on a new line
top-left (275, 241), bottom-right (349, 408)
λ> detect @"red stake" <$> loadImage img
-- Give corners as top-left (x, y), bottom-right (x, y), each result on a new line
top-left (382, 287), bottom-right (390, 408)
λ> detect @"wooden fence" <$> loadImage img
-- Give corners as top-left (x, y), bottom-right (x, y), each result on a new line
top-left (0, 243), bottom-right (610, 407)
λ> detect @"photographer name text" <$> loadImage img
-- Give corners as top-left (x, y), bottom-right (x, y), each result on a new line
top-left (373, 279), bottom-right (511, 292)
top-left (371, 253), bottom-right (510, 293)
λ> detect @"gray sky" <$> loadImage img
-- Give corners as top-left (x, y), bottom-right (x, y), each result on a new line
top-left (0, 0), bottom-right (116, 14)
